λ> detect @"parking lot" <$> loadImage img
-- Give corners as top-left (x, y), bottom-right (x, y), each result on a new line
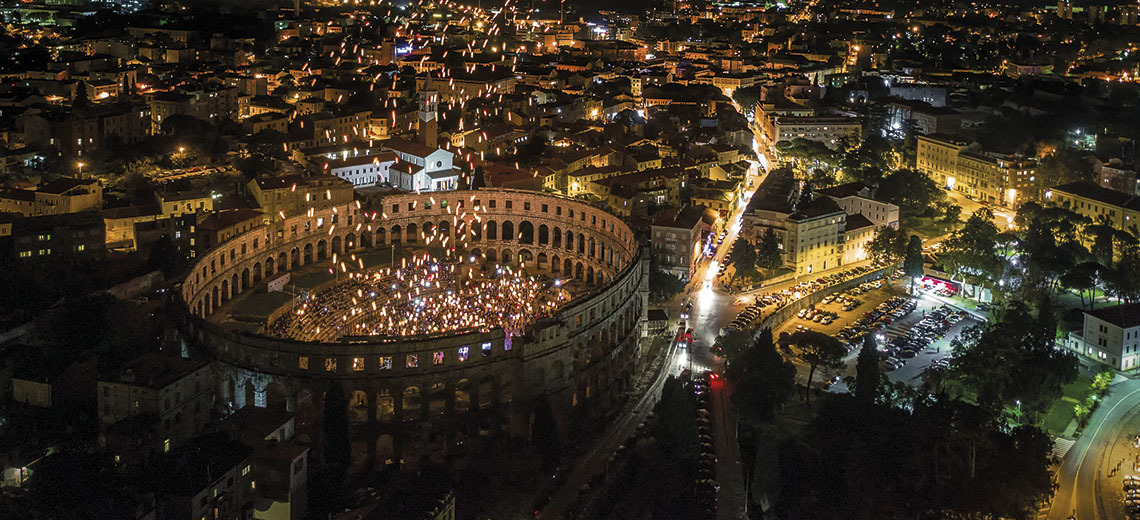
top-left (772, 277), bottom-right (983, 390)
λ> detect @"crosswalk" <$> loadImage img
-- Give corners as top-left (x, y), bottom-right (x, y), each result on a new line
top-left (881, 323), bottom-right (910, 340)
top-left (1053, 438), bottom-right (1076, 460)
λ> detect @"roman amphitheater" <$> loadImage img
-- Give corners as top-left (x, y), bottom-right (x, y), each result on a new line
top-left (178, 188), bottom-right (648, 459)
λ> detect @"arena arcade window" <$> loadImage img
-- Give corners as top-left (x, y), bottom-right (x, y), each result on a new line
top-left (523, 201), bottom-right (530, 211)
top-left (542, 204), bottom-right (548, 213)
top-left (406, 354), bottom-right (419, 368)
top-left (298, 356), bottom-right (309, 370)
top-left (505, 200), bottom-right (513, 209)
top-left (352, 357), bottom-right (365, 371)
top-left (432, 351), bottom-right (445, 365)
top-left (481, 342), bottom-right (493, 357)
top-left (458, 346), bottom-right (469, 362)
top-left (325, 358), bottom-right (337, 371)
top-left (378, 356), bottom-right (392, 370)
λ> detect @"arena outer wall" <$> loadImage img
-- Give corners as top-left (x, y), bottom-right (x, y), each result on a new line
top-left (179, 188), bottom-right (649, 461)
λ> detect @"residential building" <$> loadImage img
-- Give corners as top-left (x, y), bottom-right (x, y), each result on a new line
top-left (1047, 181), bottom-right (1140, 234)
top-left (819, 182), bottom-right (900, 229)
top-left (248, 174), bottom-right (354, 220)
top-left (651, 205), bottom-right (715, 281)
top-left (98, 353), bottom-right (214, 453)
top-left (1064, 302), bottom-right (1140, 371)
top-left (4, 212), bottom-right (105, 261)
top-left (742, 170), bottom-right (848, 276)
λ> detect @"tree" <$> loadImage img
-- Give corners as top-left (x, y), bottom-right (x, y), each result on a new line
top-left (728, 328), bottom-right (796, 425)
top-left (787, 330), bottom-right (847, 404)
top-left (942, 204), bottom-right (962, 226)
top-left (73, 81), bottom-right (89, 109)
top-left (714, 327), bottom-right (754, 362)
top-left (531, 397), bottom-right (561, 467)
top-left (648, 268), bottom-right (686, 302)
top-left (854, 333), bottom-right (880, 407)
top-left (755, 228), bottom-right (783, 271)
top-left (941, 208), bottom-right (1003, 297)
top-left (727, 237), bottom-right (758, 282)
top-left (317, 381), bottom-right (350, 514)
top-left (867, 226), bottom-right (907, 275)
top-left (948, 301), bottom-right (1077, 420)
top-left (875, 168), bottom-right (943, 214)
top-left (903, 234), bottom-right (924, 293)
top-left (1059, 261), bottom-right (1103, 309)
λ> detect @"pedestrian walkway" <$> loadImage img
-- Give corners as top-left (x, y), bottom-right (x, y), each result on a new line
top-left (1053, 437), bottom-right (1076, 460)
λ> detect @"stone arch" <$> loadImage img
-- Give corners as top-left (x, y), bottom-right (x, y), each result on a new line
top-left (231, 273), bottom-right (240, 296)
top-left (538, 224), bottom-right (549, 245)
top-left (332, 235), bottom-right (343, 255)
top-left (317, 239), bottom-right (328, 260)
top-left (345, 233), bottom-right (356, 251)
top-left (577, 233), bottom-right (586, 254)
top-left (502, 249), bottom-right (513, 265)
top-left (477, 376), bottom-right (495, 410)
top-left (438, 220), bottom-right (450, 239)
top-left (264, 256), bottom-right (275, 276)
top-left (471, 220), bottom-right (482, 241)
top-left (253, 262), bottom-right (262, 283)
top-left (518, 249), bottom-right (534, 266)
top-left (553, 226), bottom-right (562, 248)
top-left (486, 219), bottom-right (498, 240)
top-left (241, 268), bottom-right (251, 292)
top-left (530, 367), bottom-right (546, 394)
top-left (349, 390), bottom-right (368, 424)
top-left (221, 279), bottom-right (230, 302)
top-left (550, 360), bottom-right (566, 388)
top-left (266, 382), bottom-right (287, 410)
top-left (428, 382), bottom-right (447, 416)
top-left (376, 434), bottom-right (396, 462)
top-left (304, 243), bottom-right (313, 264)
top-left (377, 227), bottom-right (387, 245)
top-left (361, 229), bottom-right (373, 248)
top-left (390, 225), bottom-right (402, 244)
top-left (598, 271), bottom-right (606, 285)
top-left (376, 389), bottom-right (395, 422)
top-left (587, 266), bottom-right (595, 285)
top-left (485, 248), bottom-right (497, 263)
top-left (537, 252), bottom-right (548, 270)
top-left (290, 246), bottom-right (300, 268)
top-left (588, 237), bottom-right (596, 258)
top-left (518, 221), bottom-right (534, 244)
top-left (565, 230), bottom-right (573, 251)
top-left (551, 254), bottom-right (561, 272)
top-left (502, 221), bottom-right (514, 242)
top-left (564, 258), bottom-right (573, 276)
top-left (470, 247), bottom-right (482, 260)
top-left (403, 386), bottom-right (422, 420)
top-left (206, 290), bottom-right (214, 314)
top-left (455, 379), bottom-right (471, 413)
top-left (575, 262), bottom-right (584, 279)
top-left (277, 252), bottom-right (287, 272)
top-left (407, 223), bottom-right (418, 244)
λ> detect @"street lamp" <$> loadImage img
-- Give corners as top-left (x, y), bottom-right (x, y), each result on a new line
top-left (76, 161), bottom-right (85, 178)
top-left (1016, 399), bottom-right (1022, 422)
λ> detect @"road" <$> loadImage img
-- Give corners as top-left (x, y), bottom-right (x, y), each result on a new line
top-left (944, 189), bottom-right (1016, 231)
top-left (538, 153), bottom-right (765, 520)
top-left (1048, 378), bottom-right (1140, 520)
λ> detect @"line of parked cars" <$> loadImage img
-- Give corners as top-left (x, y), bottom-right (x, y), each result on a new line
top-left (692, 372), bottom-right (718, 519)
top-left (722, 265), bottom-right (882, 335)
top-left (797, 306), bottom-right (837, 325)
top-left (881, 305), bottom-right (964, 371)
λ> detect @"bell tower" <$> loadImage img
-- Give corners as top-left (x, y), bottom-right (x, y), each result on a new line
top-left (418, 82), bottom-right (438, 149)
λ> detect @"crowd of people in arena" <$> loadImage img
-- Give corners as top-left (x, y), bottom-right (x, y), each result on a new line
top-left (269, 253), bottom-right (568, 341)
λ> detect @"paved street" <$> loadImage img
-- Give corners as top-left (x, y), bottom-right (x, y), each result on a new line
top-left (1049, 378), bottom-right (1140, 520)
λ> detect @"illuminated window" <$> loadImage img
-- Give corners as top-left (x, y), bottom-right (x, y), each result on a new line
top-left (242, 465), bottom-right (250, 476)
top-left (406, 354), bottom-right (418, 368)
top-left (324, 358), bottom-right (337, 371)
top-left (163, 438), bottom-right (171, 453)
top-left (482, 342), bottom-right (493, 357)
top-left (352, 357), bottom-right (364, 371)
top-left (458, 346), bottom-right (469, 362)
top-left (379, 356), bottom-right (392, 370)
top-left (432, 351), bottom-right (445, 365)
top-left (298, 356), bottom-right (309, 370)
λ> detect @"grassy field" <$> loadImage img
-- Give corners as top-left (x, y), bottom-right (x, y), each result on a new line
top-left (1042, 375), bottom-right (1094, 437)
